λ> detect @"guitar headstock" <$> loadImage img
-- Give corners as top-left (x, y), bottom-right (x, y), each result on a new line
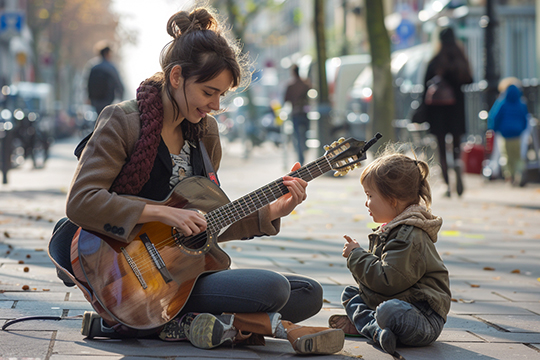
top-left (324, 133), bottom-right (382, 176)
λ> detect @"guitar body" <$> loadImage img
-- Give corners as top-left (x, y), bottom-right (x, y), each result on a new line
top-left (77, 177), bottom-right (232, 330)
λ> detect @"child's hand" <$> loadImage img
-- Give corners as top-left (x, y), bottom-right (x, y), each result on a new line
top-left (342, 235), bottom-right (360, 258)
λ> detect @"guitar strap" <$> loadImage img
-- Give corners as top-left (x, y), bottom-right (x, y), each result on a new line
top-left (199, 140), bottom-right (220, 187)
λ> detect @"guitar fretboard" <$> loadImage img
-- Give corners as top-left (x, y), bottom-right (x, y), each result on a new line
top-left (205, 154), bottom-right (334, 233)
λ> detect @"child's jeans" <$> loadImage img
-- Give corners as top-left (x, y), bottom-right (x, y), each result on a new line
top-left (342, 285), bottom-right (445, 346)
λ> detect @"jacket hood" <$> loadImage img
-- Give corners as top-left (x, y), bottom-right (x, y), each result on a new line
top-left (381, 204), bottom-right (442, 242)
top-left (504, 84), bottom-right (522, 103)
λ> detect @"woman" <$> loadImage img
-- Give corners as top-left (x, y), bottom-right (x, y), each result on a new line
top-left (423, 27), bottom-right (473, 197)
top-left (64, 5), bottom-right (343, 355)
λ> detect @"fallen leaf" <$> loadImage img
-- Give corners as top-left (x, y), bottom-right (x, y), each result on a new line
top-left (4, 231), bottom-right (10, 238)
top-left (459, 299), bottom-right (475, 303)
top-left (26, 254), bottom-right (31, 259)
top-left (18, 260), bottom-right (24, 264)
top-left (470, 284), bottom-right (480, 288)
top-left (23, 267), bottom-right (29, 272)
top-left (43, 289), bottom-right (50, 291)
top-left (511, 269), bottom-right (521, 274)
top-left (493, 276), bottom-right (501, 280)
top-left (451, 298), bottom-right (458, 302)
top-left (22, 285), bottom-right (30, 290)
top-left (483, 267), bottom-right (495, 271)
top-left (323, 299), bottom-right (330, 303)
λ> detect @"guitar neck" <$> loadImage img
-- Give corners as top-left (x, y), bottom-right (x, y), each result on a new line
top-left (206, 155), bottom-right (333, 232)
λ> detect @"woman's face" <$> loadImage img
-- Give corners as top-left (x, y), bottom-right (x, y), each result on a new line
top-left (174, 68), bottom-right (233, 124)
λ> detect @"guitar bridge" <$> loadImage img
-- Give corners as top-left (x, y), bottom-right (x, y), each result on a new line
top-left (121, 247), bottom-right (147, 289)
top-left (140, 233), bottom-right (173, 283)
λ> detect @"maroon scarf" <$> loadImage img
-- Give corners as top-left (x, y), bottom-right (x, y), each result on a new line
top-left (109, 78), bottom-right (163, 195)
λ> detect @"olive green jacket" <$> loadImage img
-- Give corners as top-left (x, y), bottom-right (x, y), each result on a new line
top-left (347, 204), bottom-right (451, 321)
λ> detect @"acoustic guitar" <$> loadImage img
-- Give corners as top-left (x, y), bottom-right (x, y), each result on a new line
top-left (75, 134), bottom-right (382, 329)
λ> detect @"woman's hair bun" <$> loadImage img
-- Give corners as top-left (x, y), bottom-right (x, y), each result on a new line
top-left (167, 8), bottom-right (217, 39)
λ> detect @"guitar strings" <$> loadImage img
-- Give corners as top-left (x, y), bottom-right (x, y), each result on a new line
top-left (124, 159), bottom-right (335, 274)
top-left (121, 155), bottom-right (337, 276)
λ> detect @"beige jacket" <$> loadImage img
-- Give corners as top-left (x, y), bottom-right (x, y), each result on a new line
top-left (66, 100), bottom-right (280, 243)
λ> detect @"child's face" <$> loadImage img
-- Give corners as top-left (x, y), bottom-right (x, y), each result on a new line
top-left (363, 182), bottom-right (399, 224)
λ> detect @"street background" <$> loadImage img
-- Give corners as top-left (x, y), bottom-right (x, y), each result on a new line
top-left (0, 136), bottom-right (539, 359)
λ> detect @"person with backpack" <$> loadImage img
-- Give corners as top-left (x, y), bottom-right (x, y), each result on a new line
top-left (422, 27), bottom-right (473, 197)
top-left (87, 41), bottom-right (125, 115)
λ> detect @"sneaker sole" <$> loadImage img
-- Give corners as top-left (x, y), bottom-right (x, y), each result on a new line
top-left (187, 313), bottom-right (235, 349)
top-left (294, 328), bottom-right (345, 355)
top-left (81, 311), bottom-right (99, 339)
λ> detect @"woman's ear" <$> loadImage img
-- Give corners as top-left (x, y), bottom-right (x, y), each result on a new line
top-left (170, 65), bottom-right (183, 89)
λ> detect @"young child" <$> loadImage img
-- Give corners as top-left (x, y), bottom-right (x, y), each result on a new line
top-left (488, 77), bottom-right (530, 186)
top-left (329, 151), bottom-right (451, 355)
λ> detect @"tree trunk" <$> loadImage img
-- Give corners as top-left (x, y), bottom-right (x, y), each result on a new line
top-left (365, 0), bottom-right (394, 145)
top-left (314, 0), bottom-right (332, 155)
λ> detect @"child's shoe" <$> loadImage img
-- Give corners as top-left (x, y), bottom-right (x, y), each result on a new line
top-left (328, 314), bottom-right (361, 337)
top-left (376, 328), bottom-right (397, 355)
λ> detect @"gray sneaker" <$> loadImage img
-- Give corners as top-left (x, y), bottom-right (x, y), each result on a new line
top-left (81, 311), bottom-right (120, 339)
top-left (182, 313), bottom-right (237, 349)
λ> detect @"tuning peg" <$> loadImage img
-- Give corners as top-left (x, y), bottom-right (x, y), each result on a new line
top-left (338, 137), bottom-right (345, 143)
top-left (323, 145), bottom-right (330, 151)
top-left (331, 141), bottom-right (338, 148)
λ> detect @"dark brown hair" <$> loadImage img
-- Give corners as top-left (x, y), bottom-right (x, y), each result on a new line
top-left (159, 5), bottom-right (250, 141)
top-left (360, 149), bottom-right (432, 209)
top-left (433, 27), bottom-right (472, 85)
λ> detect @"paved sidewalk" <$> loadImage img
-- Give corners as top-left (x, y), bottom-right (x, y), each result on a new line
top-left (1, 137), bottom-right (539, 360)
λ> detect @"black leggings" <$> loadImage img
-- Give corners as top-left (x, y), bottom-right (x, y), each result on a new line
top-left (435, 132), bottom-right (461, 185)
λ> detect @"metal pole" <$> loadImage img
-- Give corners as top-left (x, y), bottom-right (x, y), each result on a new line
top-left (484, 0), bottom-right (499, 109)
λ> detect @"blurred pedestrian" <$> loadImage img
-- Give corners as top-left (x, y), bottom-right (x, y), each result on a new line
top-left (87, 40), bottom-right (125, 115)
top-left (284, 64), bottom-right (311, 164)
top-left (487, 77), bottom-right (530, 186)
top-left (53, 4), bottom-right (343, 355)
top-left (328, 150), bottom-right (450, 355)
top-left (423, 27), bottom-right (473, 197)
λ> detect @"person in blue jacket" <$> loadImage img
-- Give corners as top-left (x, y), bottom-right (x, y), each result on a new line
top-left (488, 78), bottom-right (530, 186)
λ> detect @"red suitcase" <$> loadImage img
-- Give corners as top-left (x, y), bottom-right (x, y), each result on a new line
top-left (461, 143), bottom-right (484, 174)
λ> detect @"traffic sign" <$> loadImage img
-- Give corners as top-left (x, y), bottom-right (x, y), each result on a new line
top-left (0, 12), bottom-right (25, 35)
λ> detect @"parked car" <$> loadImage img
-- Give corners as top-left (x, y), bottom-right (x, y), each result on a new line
top-left (344, 42), bottom-right (434, 139)
top-left (1, 82), bottom-right (55, 170)
top-left (216, 95), bottom-right (281, 148)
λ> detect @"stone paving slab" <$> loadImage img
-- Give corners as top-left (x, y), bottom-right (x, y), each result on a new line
top-left (449, 301), bottom-right (535, 315)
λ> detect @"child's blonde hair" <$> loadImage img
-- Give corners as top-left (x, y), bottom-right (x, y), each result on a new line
top-left (360, 149), bottom-right (432, 209)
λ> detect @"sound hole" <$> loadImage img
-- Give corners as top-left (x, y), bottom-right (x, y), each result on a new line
top-left (172, 228), bottom-right (209, 251)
